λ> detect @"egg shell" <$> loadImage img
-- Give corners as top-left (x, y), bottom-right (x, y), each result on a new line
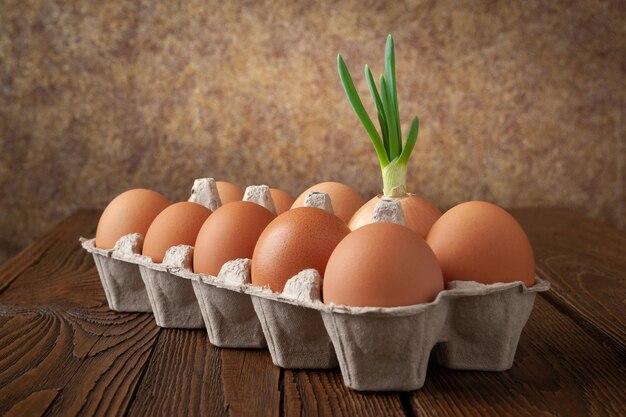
top-left (252, 207), bottom-right (350, 292)
top-left (96, 189), bottom-right (171, 250)
top-left (194, 201), bottom-right (275, 276)
top-left (349, 194), bottom-right (442, 238)
top-left (143, 202), bottom-right (212, 263)
top-left (291, 182), bottom-right (365, 223)
top-left (323, 222), bottom-right (444, 307)
top-left (270, 188), bottom-right (295, 214)
top-left (426, 201), bottom-right (535, 286)
top-left (216, 181), bottom-right (244, 204)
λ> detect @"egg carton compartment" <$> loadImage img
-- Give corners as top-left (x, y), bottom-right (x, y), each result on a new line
top-left (81, 236), bottom-right (204, 328)
top-left (246, 274), bottom-right (549, 391)
top-left (133, 245), bottom-right (204, 329)
top-left (175, 259), bottom-right (267, 348)
top-left (246, 269), bottom-right (338, 369)
top-left (80, 237), bottom-right (152, 313)
top-left (432, 280), bottom-right (541, 371)
top-left (251, 295), bottom-right (338, 369)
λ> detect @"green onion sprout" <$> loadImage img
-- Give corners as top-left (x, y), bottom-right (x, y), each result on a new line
top-left (338, 35), bottom-right (420, 198)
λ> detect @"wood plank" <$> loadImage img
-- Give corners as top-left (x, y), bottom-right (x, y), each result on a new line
top-left (0, 210), bottom-right (106, 309)
top-left (3, 388), bottom-right (60, 417)
top-left (511, 208), bottom-right (626, 352)
top-left (220, 349), bottom-right (282, 417)
top-left (126, 329), bottom-right (228, 417)
top-left (283, 369), bottom-right (407, 417)
top-left (408, 296), bottom-right (626, 416)
top-left (1, 208), bottom-right (623, 417)
top-left (0, 305), bottom-right (159, 417)
top-left (0, 210), bottom-right (101, 294)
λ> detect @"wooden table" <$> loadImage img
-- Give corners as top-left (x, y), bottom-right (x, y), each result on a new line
top-left (0, 209), bottom-right (624, 417)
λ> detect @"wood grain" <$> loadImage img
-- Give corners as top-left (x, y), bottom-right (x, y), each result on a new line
top-left (512, 208), bottom-right (626, 352)
top-left (283, 369), bottom-right (407, 417)
top-left (0, 210), bottom-right (101, 294)
top-left (0, 305), bottom-right (158, 417)
top-left (220, 349), bottom-right (282, 417)
top-left (126, 329), bottom-right (228, 417)
top-left (408, 296), bottom-right (626, 416)
top-left (0, 210), bottom-right (105, 308)
top-left (1, 208), bottom-right (624, 417)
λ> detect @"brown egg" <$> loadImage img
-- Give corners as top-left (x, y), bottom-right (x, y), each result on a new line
top-left (252, 207), bottom-right (350, 292)
top-left (291, 182), bottom-right (365, 223)
top-left (324, 222), bottom-right (443, 307)
top-left (95, 189), bottom-right (171, 250)
top-left (194, 201), bottom-right (275, 276)
top-left (216, 181), bottom-right (244, 204)
top-left (349, 194), bottom-right (442, 238)
top-left (270, 188), bottom-right (295, 214)
top-left (143, 202), bottom-right (212, 263)
top-left (426, 201), bottom-right (535, 286)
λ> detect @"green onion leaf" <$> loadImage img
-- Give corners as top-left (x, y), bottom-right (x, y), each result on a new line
top-left (380, 74), bottom-right (400, 160)
top-left (365, 65), bottom-right (390, 158)
top-left (398, 116), bottom-right (419, 164)
top-left (337, 54), bottom-right (389, 167)
top-left (385, 35), bottom-right (402, 155)
top-left (377, 112), bottom-right (390, 157)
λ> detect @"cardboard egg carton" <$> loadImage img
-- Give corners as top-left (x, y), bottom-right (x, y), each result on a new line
top-left (170, 246), bottom-right (548, 390)
top-left (81, 178), bottom-right (222, 327)
top-left (81, 180), bottom-right (278, 333)
top-left (83, 182), bottom-right (550, 391)
top-left (175, 195), bottom-right (548, 390)
top-left (80, 234), bottom-right (152, 312)
top-left (81, 233), bottom-right (205, 328)
top-left (177, 185), bottom-right (276, 348)
top-left (135, 245), bottom-right (205, 329)
top-left (183, 259), bottom-right (267, 348)
top-left (318, 277), bottom-right (549, 391)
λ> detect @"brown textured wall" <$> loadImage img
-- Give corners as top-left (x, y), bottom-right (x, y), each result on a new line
top-left (1, 0), bottom-right (624, 263)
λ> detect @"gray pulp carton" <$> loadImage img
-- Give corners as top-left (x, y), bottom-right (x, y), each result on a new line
top-left (171, 264), bottom-right (337, 367)
top-left (80, 178), bottom-right (222, 325)
top-left (177, 260), bottom-right (267, 348)
top-left (80, 235), bottom-right (152, 312)
top-left (205, 259), bottom-right (547, 390)
top-left (91, 239), bottom-right (205, 329)
top-left (249, 270), bottom-right (339, 369)
top-left (83, 185), bottom-right (550, 391)
top-left (172, 185), bottom-right (277, 347)
top-left (81, 233), bottom-right (207, 330)
top-left (319, 278), bottom-right (549, 391)
top-left (136, 245), bottom-right (204, 329)
top-left (81, 233), bottom-right (207, 329)
top-left (245, 193), bottom-right (340, 369)
top-left (133, 177), bottom-right (221, 328)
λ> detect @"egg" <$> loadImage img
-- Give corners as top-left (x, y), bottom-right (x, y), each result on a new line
top-left (216, 181), bottom-right (244, 204)
top-left (251, 207), bottom-right (350, 292)
top-left (142, 202), bottom-right (212, 263)
top-left (95, 189), bottom-right (171, 250)
top-left (194, 201), bottom-right (275, 276)
top-left (291, 182), bottom-right (365, 223)
top-left (324, 222), bottom-right (443, 307)
top-left (270, 188), bottom-right (295, 214)
top-left (426, 201), bottom-right (535, 286)
top-left (349, 194), bottom-right (442, 238)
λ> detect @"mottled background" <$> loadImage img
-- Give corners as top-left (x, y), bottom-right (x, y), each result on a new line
top-left (1, 0), bottom-right (624, 264)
